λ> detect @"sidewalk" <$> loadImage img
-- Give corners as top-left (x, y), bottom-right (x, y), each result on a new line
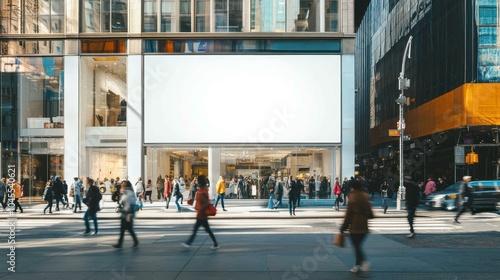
top-left (10, 196), bottom-right (424, 220)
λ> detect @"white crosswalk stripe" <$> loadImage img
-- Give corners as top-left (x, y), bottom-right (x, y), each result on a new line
top-left (368, 217), bottom-right (455, 233)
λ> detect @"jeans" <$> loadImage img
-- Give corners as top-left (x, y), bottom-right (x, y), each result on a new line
top-left (350, 233), bottom-right (367, 266)
top-left (186, 218), bottom-right (217, 246)
top-left (44, 200), bottom-right (53, 213)
top-left (214, 193), bottom-right (225, 210)
top-left (175, 195), bottom-right (182, 211)
top-left (274, 195), bottom-right (283, 208)
top-left (55, 196), bottom-right (66, 210)
top-left (84, 209), bottom-right (98, 233)
top-left (74, 195), bottom-right (82, 211)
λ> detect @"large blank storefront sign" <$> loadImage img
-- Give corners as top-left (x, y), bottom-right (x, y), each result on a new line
top-left (144, 55), bottom-right (341, 144)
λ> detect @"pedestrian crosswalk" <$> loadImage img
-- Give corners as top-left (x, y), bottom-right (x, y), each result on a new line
top-left (368, 217), bottom-right (456, 234)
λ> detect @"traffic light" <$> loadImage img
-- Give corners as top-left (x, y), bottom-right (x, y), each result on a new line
top-left (465, 151), bottom-right (478, 165)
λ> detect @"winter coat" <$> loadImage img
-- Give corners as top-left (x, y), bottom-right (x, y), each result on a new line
top-left (340, 190), bottom-right (374, 234)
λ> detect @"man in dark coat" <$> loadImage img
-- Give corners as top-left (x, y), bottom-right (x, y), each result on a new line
top-left (404, 176), bottom-right (420, 238)
top-left (287, 177), bottom-right (298, 216)
top-left (83, 178), bottom-right (101, 235)
top-left (454, 175), bottom-right (474, 224)
top-left (52, 176), bottom-right (66, 211)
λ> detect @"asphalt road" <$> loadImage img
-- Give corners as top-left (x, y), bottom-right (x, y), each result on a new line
top-left (1, 203), bottom-right (499, 280)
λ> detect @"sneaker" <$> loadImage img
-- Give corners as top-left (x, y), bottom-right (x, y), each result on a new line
top-left (82, 231), bottom-right (91, 236)
top-left (181, 242), bottom-right (191, 248)
top-left (211, 244), bottom-right (220, 250)
top-left (453, 219), bottom-right (460, 224)
top-left (350, 265), bottom-right (361, 273)
top-left (91, 232), bottom-right (98, 235)
top-left (406, 232), bottom-right (416, 238)
top-left (361, 261), bottom-right (371, 272)
top-left (112, 244), bottom-right (122, 249)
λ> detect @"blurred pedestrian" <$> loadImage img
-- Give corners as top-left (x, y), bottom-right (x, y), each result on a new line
top-left (113, 180), bottom-right (139, 248)
top-left (424, 177), bottom-right (437, 197)
top-left (454, 175), bottom-right (474, 224)
top-left (43, 181), bottom-right (54, 214)
top-left (404, 176), bottom-right (420, 238)
top-left (83, 178), bottom-right (101, 235)
top-left (273, 178), bottom-right (284, 208)
top-left (380, 180), bottom-right (389, 214)
top-left (145, 179), bottom-right (153, 204)
top-left (340, 177), bottom-right (373, 273)
top-left (62, 180), bottom-right (69, 209)
top-left (12, 179), bottom-right (24, 213)
top-left (52, 176), bottom-right (66, 211)
top-left (182, 175), bottom-right (219, 249)
top-left (0, 178), bottom-right (7, 211)
top-left (214, 176), bottom-right (227, 211)
top-left (268, 190), bottom-right (275, 209)
top-left (288, 176), bottom-right (297, 216)
top-left (73, 177), bottom-right (83, 213)
top-left (296, 178), bottom-right (304, 207)
top-left (134, 177), bottom-right (144, 202)
top-left (333, 177), bottom-right (342, 211)
top-left (173, 178), bottom-right (183, 212)
top-left (341, 177), bottom-right (351, 206)
top-left (164, 175), bottom-right (172, 208)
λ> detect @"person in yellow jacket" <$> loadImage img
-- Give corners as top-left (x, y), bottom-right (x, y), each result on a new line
top-left (13, 179), bottom-right (24, 213)
top-left (214, 176), bottom-right (227, 211)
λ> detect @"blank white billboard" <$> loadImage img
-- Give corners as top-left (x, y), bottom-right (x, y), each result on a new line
top-left (144, 55), bottom-right (341, 144)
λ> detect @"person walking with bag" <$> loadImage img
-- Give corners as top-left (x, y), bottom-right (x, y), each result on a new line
top-left (182, 175), bottom-right (219, 249)
top-left (113, 180), bottom-right (139, 248)
top-left (164, 175), bottom-right (173, 209)
top-left (340, 177), bottom-right (374, 274)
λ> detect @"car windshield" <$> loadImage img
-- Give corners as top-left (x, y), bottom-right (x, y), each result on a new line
top-left (443, 183), bottom-right (460, 192)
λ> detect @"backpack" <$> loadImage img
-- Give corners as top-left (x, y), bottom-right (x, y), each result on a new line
top-left (111, 190), bottom-right (120, 202)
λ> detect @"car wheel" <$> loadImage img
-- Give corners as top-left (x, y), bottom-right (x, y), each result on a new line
top-left (495, 200), bottom-right (500, 211)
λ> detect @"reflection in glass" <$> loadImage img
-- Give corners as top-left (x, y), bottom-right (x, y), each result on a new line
top-left (80, 57), bottom-right (127, 127)
top-left (325, 0), bottom-right (339, 32)
top-left (0, 0), bottom-right (64, 34)
top-left (81, 0), bottom-right (128, 33)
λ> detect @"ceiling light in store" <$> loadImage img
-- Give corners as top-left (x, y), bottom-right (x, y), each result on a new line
top-left (93, 57), bottom-right (120, 61)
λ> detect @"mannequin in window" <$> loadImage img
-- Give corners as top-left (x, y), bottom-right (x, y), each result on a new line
top-left (117, 99), bottom-right (127, 125)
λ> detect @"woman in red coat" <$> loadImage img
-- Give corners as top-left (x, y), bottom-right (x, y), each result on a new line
top-left (182, 175), bottom-right (219, 249)
top-left (333, 177), bottom-right (342, 211)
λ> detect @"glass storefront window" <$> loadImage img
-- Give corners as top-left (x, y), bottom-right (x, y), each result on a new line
top-left (80, 57), bottom-right (127, 128)
top-left (81, 0), bottom-right (128, 33)
top-left (145, 146), bottom-right (336, 199)
top-left (0, 0), bottom-right (64, 34)
top-left (87, 148), bottom-right (127, 192)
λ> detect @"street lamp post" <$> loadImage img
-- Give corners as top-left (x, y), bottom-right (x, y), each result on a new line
top-left (396, 36), bottom-right (413, 211)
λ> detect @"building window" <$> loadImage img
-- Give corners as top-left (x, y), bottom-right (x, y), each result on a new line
top-left (81, 0), bottom-right (128, 33)
top-left (325, 0), bottom-right (339, 32)
top-left (0, 0), bottom-right (64, 34)
top-left (80, 57), bottom-right (127, 128)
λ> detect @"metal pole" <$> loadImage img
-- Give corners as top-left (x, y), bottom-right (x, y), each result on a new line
top-left (396, 36), bottom-right (413, 211)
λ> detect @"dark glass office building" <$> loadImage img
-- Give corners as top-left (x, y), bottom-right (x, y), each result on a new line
top-left (355, 0), bottom-right (500, 185)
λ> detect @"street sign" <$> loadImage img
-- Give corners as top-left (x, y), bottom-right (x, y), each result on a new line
top-left (389, 129), bottom-right (399, 136)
